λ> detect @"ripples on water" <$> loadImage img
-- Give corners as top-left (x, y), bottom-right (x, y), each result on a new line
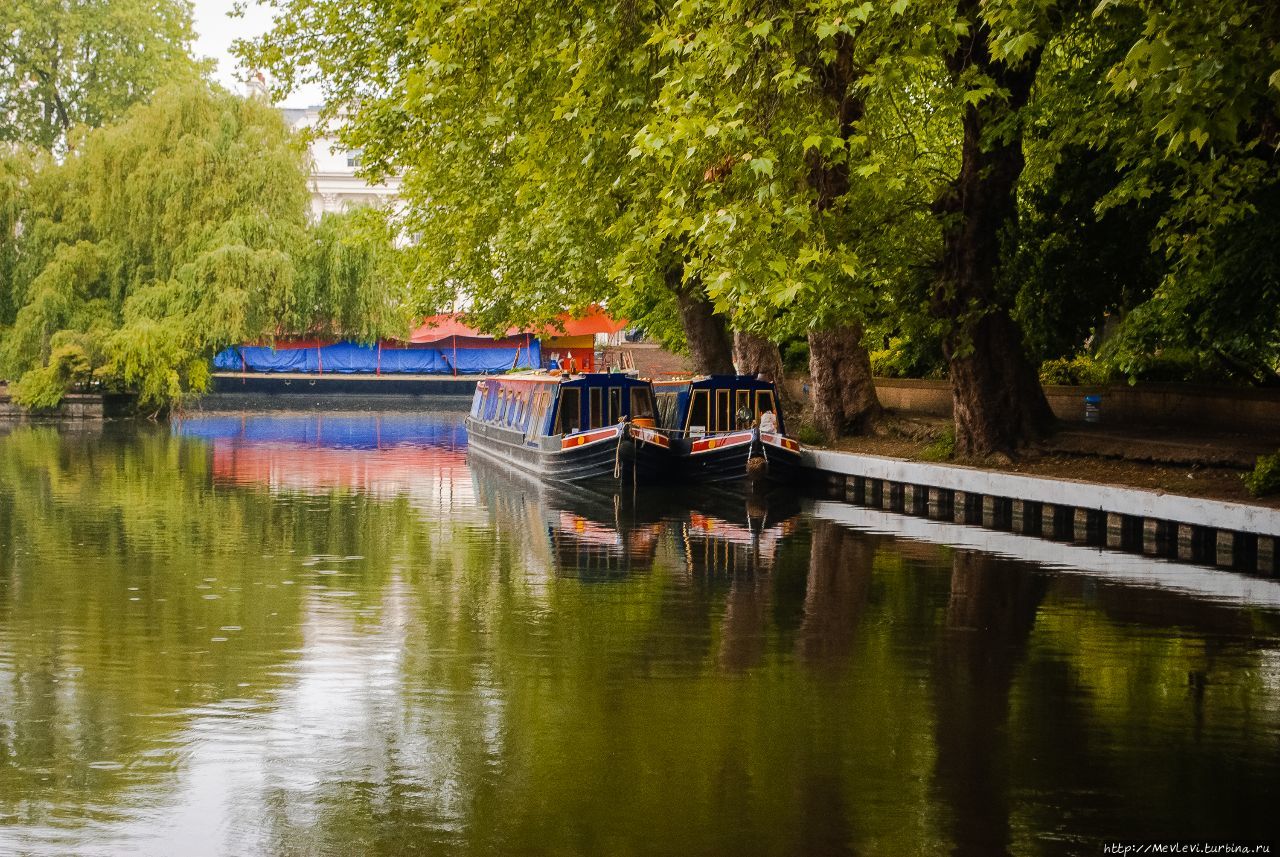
top-left (0, 410), bottom-right (1277, 856)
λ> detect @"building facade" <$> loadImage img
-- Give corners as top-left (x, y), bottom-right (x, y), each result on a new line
top-left (281, 107), bottom-right (402, 221)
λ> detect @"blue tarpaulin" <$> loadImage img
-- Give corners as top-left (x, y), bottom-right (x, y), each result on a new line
top-left (377, 347), bottom-right (452, 374)
top-left (213, 338), bottom-right (541, 375)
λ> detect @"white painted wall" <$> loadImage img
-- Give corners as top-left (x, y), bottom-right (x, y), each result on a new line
top-left (283, 108), bottom-right (403, 221)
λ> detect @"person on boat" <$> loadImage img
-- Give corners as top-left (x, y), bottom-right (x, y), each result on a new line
top-left (758, 408), bottom-right (778, 434)
top-left (735, 402), bottom-right (753, 430)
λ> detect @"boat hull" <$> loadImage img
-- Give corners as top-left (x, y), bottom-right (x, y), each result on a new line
top-left (465, 417), bottom-right (667, 484)
top-left (670, 430), bottom-right (802, 486)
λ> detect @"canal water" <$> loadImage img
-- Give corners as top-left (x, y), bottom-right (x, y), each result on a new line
top-left (0, 410), bottom-right (1277, 856)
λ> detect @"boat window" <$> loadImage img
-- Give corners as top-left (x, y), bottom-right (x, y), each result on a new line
top-left (589, 388), bottom-right (602, 429)
top-left (686, 389), bottom-right (709, 437)
top-left (756, 390), bottom-right (775, 424)
top-left (526, 390), bottom-right (549, 441)
top-left (608, 388), bottom-right (621, 424)
top-left (715, 389), bottom-right (730, 433)
top-left (735, 390), bottom-right (751, 426)
top-left (470, 387), bottom-right (484, 418)
top-left (555, 388), bottom-right (581, 434)
top-left (630, 388), bottom-right (655, 420)
top-left (515, 393), bottom-right (524, 426)
top-left (656, 391), bottom-right (679, 427)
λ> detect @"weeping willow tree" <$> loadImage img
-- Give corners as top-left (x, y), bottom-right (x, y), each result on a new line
top-left (298, 207), bottom-right (416, 342)
top-left (0, 81), bottom-right (409, 410)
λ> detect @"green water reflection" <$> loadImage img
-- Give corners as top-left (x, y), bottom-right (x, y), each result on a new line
top-left (0, 414), bottom-right (1277, 856)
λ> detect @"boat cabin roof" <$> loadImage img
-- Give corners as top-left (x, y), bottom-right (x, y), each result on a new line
top-left (652, 374), bottom-right (780, 393)
top-left (650, 374), bottom-right (787, 435)
top-left (474, 371), bottom-right (651, 393)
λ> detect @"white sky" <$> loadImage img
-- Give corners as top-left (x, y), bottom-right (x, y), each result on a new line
top-left (190, 0), bottom-right (324, 107)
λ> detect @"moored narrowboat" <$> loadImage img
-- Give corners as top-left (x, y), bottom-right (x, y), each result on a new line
top-left (653, 375), bottom-right (802, 485)
top-left (464, 373), bottom-right (669, 484)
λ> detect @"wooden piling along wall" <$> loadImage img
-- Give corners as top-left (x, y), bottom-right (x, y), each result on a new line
top-left (810, 451), bottom-right (1279, 576)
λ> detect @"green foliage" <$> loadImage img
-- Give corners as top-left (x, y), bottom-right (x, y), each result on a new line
top-left (297, 208), bottom-right (414, 341)
top-left (1, 82), bottom-right (313, 409)
top-left (1244, 452), bottom-right (1280, 498)
top-left (870, 336), bottom-right (947, 380)
top-left (795, 422), bottom-right (825, 447)
top-left (1038, 354), bottom-right (1114, 387)
top-left (0, 0), bottom-right (203, 151)
top-left (781, 340), bottom-right (810, 374)
top-left (238, 0), bottom-right (1280, 447)
top-left (9, 335), bottom-right (93, 409)
top-left (920, 429), bottom-right (956, 463)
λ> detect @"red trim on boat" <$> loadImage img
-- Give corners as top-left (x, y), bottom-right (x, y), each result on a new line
top-left (560, 425), bottom-right (622, 450)
top-left (760, 433), bottom-right (801, 452)
top-left (689, 431), bottom-right (754, 455)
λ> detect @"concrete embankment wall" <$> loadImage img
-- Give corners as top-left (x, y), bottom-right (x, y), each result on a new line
top-left (861, 378), bottom-right (1280, 433)
top-left (0, 386), bottom-right (107, 421)
top-left (804, 449), bottom-right (1280, 576)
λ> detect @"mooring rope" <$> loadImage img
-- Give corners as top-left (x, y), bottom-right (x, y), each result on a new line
top-left (613, 425), bottom-right (624, 480)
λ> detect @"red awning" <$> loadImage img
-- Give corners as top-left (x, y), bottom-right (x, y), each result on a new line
top-left (406, 306), bottom-right (627, 343)
top-left (532, 305), bottom-right (628, 337)
top-left (406, 315), bottom-right (520, 343)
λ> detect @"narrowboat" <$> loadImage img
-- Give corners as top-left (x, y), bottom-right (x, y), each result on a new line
top-left (464, 372), bottom-right (670, 484)
top-left (652, 375), bottom-right (802, 485)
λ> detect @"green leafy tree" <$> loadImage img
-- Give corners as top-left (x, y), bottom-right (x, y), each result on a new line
top-left (1089, 0), bottom-right (1280, 384)
top-left (243, 0), bottom-right (1280, 452)
top-left (1, 82), bottom-right (312, 409)
top-left (0, 0), bottom-right (203, 151)
top-left (297, 207), bottom-right (416, 341)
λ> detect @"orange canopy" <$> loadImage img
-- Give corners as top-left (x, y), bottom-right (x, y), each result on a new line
top-left (406, 305), bottom-right (627, 344)
top-left (407, 315), bottom-right (518, 343)
top-left (529, 305), bottom-right (629, 337)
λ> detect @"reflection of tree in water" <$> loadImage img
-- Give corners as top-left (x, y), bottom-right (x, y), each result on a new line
top-left (0, 425), bottom-right (444, 839)
top-left (7, 420), bottom-right (1280, 854)
top-left (931, 551), bottom-right (1046, 857)
top-left (796, 519), bottom-right (878, 669)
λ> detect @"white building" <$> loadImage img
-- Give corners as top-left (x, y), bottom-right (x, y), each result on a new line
top-left (281, 107), bottom-right (402, 221)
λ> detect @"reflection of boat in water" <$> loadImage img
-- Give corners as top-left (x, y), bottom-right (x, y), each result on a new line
top-left (468, 453), bottom-right (667, 579)
top-left (468, 453), bottom-right (802, 580)
top-left (652, 375), bottom-right (802, 486)
top-left (674, 485), bottom-right (802, 576)
top-left (464, 373), bottom-right (669, 485)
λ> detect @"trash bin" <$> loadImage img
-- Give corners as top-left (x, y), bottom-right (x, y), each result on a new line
top-left (1084, 394), bottom-right (1102, 423)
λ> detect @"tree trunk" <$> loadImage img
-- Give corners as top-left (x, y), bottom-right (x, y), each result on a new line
top-left (796, 520), bottom-right (876, 667)
top-left (808, 324), bottom-right (881, 439)
top-left (933, 1), bottom-right (1053, 457)
top-left (732, 331), bottom-right (785, 382)
top-left (667, 263), bottom-right (734, 375)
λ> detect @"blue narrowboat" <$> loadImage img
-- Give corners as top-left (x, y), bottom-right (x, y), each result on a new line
top-left (652, 375), bottom-right (802, 484)
top-left (464, 373), bottom-right (670, 484)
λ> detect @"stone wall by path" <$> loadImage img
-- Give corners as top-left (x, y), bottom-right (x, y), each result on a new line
top-left (786, 377), bottom-right (1280, 436)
